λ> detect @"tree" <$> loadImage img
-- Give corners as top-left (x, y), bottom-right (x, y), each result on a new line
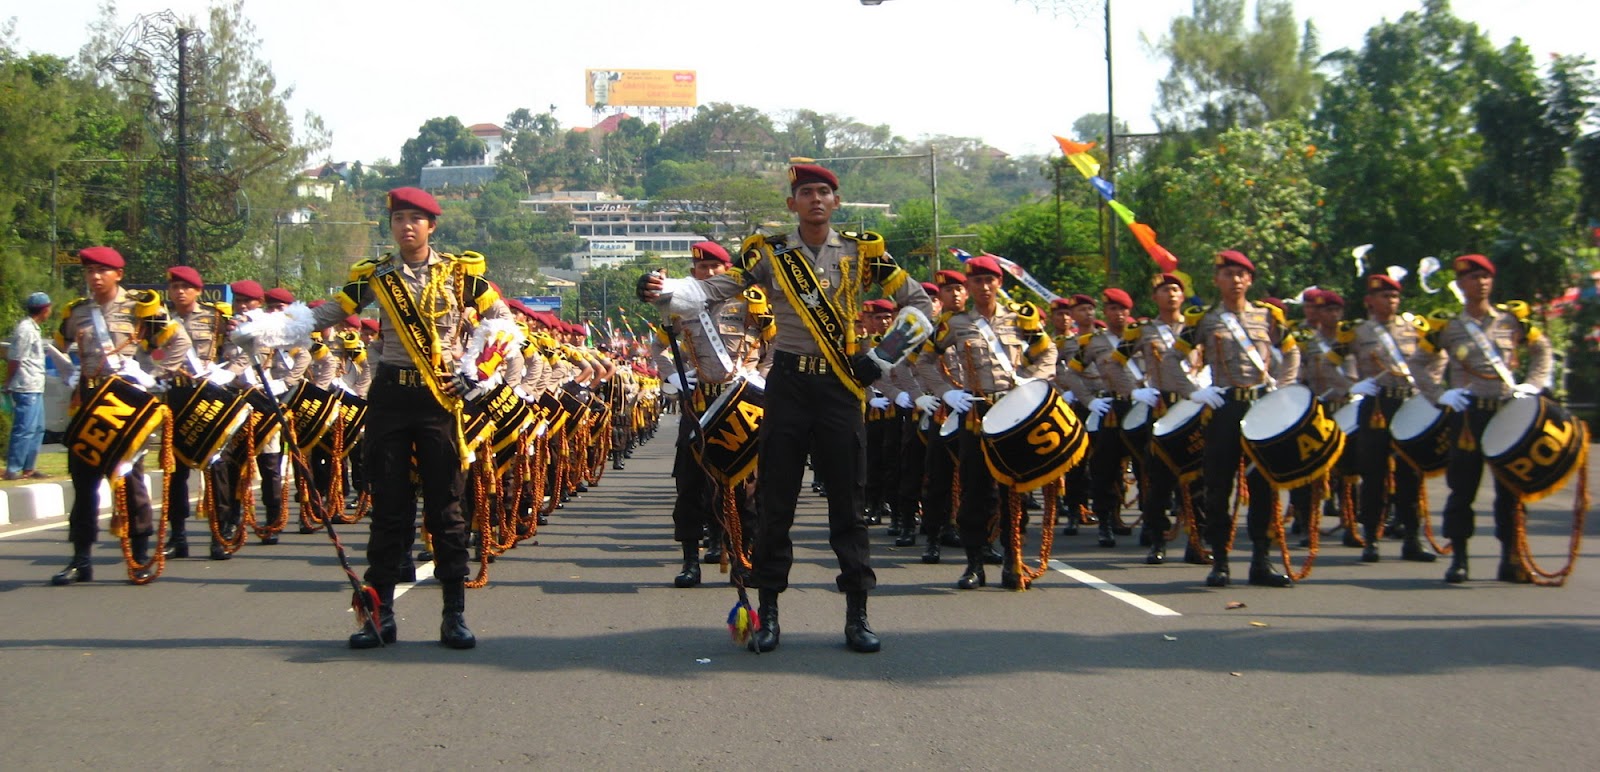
top-left (1149, 0), bottom-right (1321, 138)
top-left (398, 116), bottom-right (485, 182)
top-left (977, 199), bottom-right (1104, 304)
top-left (659, 175), bottom-right (787, 241)
top-left (1070, 112), bottom-right (1130, 145)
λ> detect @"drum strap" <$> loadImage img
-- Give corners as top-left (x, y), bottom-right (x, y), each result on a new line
top-left (1104, 330), bottom-right (1143, 382)
top-left (1153, 322), bottom-right (1193, 376)
top-left (1461, 317), bottom-right (1517, 387)
top-left (693, 308), bottom-right (737, 376)
top-left (1375, 324), bottom-right (1419, 389)
top-left (1219, 312), bottom-right (1273, 388)
top-left (975, 318), bottom-right (1017, 378)
top-left (88, 306), bottom-right (123, 375)
top-left (769, 246), bottom-right (864, 400)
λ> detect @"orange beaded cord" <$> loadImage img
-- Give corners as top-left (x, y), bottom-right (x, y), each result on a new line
top-left (466, 454), bottom-right (493, 589)
top-left (1271, 475), bottom-right (1322, 582)
top-left (1512, 440), bottom-right (1589, 587)
top-left (118, 411), bottom-right (174, 585)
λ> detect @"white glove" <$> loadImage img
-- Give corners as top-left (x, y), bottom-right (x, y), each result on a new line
top-left (915, 394), bottom-right (940, 414)
top-left (658, 277), bottom-right (709, 318)
top-left (869, 396), bottom-right (891, 410)
top-left (895, 391), bottom-right (914, 410)
top-left (1088, 397), bottom-right (1114, 417)
top-left (666, 370), bottom-right (698, 393)
top-left (1438, 387), bottom-right (1472, 412)
top-left (204, 367), bottom-right (237, 387)
top-left (64, 370), bottom-right (80, 390)
top-left (1189, 385), bottom-right (1226, 409)
top-left (117, 359), bottom-right (157, 389)
top-left (513, 385), bottom-right (533, 402)
top-left (1061, 389), bottom-right (1077, 405)
top-left (1349, 378), bottom-right (1381, 398)
top-left (1512, 383), bottom-right (1542, 399)
top-left (1131, 387), bottom-right (1161, 407)
top-left (942, 389), bottom-right (974, 414)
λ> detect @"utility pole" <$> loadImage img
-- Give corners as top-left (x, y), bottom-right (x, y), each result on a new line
top-left (175, 26), bottom-right (191, 267)
top-left (1104, 0), bottom-right (1119, 287)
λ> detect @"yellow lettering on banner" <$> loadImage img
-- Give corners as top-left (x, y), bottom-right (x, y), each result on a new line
top-left (79, 421), bottom-right (116, 454)
top-left (92, 391), bottom-right (136, 431)
top-left (707, 420), bottom-right (749, 453)
top-left (1029, 403), bottom-right (1072, 456)
top-left (736, 401), bottom-right (762, 430)
top-left (73, 444), bottom-right (103, 467)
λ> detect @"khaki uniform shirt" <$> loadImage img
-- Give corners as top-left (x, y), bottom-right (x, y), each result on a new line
top-left (1414, 307), bottom-right (1552, 401)
top-left (1168, 301), bottom-right (1300, 396)
top-left (57, 287), bottom-right (192, 380)
top-left (918, 304), bottom-right (1056, 395)
top-left (1133, 318), bottom-right (1192, 395)
top-left (649, 296), bottom-right (761, 385)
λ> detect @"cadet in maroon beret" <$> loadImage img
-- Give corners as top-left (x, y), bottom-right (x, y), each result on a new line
top-left (1151, 272), bottom-right (1187, 293)
top-left (386, 186), bottom-right (442, 218)
top-left (1102, 288), bottom-right (1133, 310)
top-left (264, 288), bottom-right (294, 308)
top-left (933, 269), bottom-right (967, 287)
top-left (1320, 289), bottom-right (1346, 308)
top-left (1069, 293), bottom-right (1097, 308)
top-left (230, 280), bottom-right (265, 303)
top-left (1366, 274), bottom-right (1402, 294)
top-left (690, 241), bottom-right (730, 266)
top-left (788, 163), bottom-right (839, 192)
top-left (1452, 253), bottom-right (1494, 276)
top-left (1215, 249), bottom-right (1256, 274)
top-left (919, 281), bottom-right (939, 296)
top-left (166, 266), bottom-right (204, 290)
top-left (78, 246), bottom-right (126, 269)
top-left (964, 255), bottom-right (1004, 278)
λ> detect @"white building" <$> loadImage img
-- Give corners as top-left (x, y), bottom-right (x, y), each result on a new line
top-left (522, 191), bottom-right (734, 271)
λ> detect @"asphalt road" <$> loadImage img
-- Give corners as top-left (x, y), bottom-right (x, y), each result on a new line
top-left (1, 418), bottom-right (1595, 769)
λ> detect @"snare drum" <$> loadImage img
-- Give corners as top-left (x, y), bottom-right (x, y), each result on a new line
top-left (1390, 395), bottom-right (1455, 474)
top-left (65, 375), bottom-right (169, 478)
top-left (694, 377), bottom-right (765, 485)
top-left (315, 392), bottom-right (368, 459)
top-left (936, 409), bottom-right (961, 461)
top-left (1241, 384), bottom-right (1343, 489)
top-left (979, 380), bottom-right (1088, 492)
top-left (167, 381), bottom-right (254, 468)
top-left (1482, 395), bottom-right (1589, 502)
top-left (1151, 399), bottom-right (1206, 481)
top-left (1121, 401), bottom-right (1152, 456)
top-left (287, 381), bottom-right (341, 454)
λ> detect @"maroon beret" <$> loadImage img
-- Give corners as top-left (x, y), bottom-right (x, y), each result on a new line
top-left (864, 299), bottom-right (895, 314)
top-left (1365, 274), bottom-right (1403, 294)
top-left (1102, 287), bottom-right (1133, 309)
top-left (1319, 289), bottom-right (1346, 307)
top-left (690, 241), bottom-right (730, 265)
top-left (1092, 319), bottom-right (1107, 329)
top-left (1453, 253), bottom-right (1494, 276)
top-left (360, 318), bottom-right (380, 333)
top-left (387, 186), bottom-right (442, 217)
top-left (264, 287), bottom-right (295, 305)
top-left (1068, 293), bottom-right (1097, 308)
top-left (1049, 298), bottom-right (1074, 310)
top-left (934, 269), bottom-right (968, 287)
top-left (1215, 249), bottom-right (1256, 273)
top-left (788, 163), bottom-right (839, 191)
top-left (964, 255), bottom-right (1004, 278)
top-left (1151, 272), bottom-right (1186, 292)
top-left (166, 266), bottom-right (204, 289)
top-left (78, 246), bottom-right (125, 269)
top-left (920, 281), bottom-right (939, 296)
top-left (343, 315), bottom-right (361, 328)
top-left (229, 280), bottom-right (264, 301)
top-left (308, 299), bottom-right (327, 309)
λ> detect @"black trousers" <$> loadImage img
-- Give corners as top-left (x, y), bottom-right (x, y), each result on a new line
top-left (1201, 398), bottom-right (1277, 547)
top-left (896, 411), bottom-right (927, 528)
top-left (68, 455), bottom-right (152, 547)
top-left (1442, 401), bottom-right (1519, 543)
top-left (165, 461), bottom-right (231, 543)
top-left (1141, 442), bottom-right (1205, 538)
top-left (1089, 400), bottom-right (1134, 522)
top-left (750, 355), bottom-right (874, 594)
top-left (1059, 404), bottom-right (1092, 514)
top-left (1356, 394), bottom-right (1422, 533)
top-left (363, 378), bottom-right (468, 587)
top-left (875, 410), bottom-right (905, 513)
top-left (670, 414), bottom-right (755, 545)
top-left (223, 437), bottom-right (283, 528)
top-left (920, 421), bottom-right (957, 538)
top-left (955, 402), bottom-right (1008, 550)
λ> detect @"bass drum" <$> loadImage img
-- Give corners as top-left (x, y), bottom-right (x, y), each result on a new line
top-left (1151, 399), bottom-right (1205, 482)
top-left (1390, 395), bottom-right (1455, 475)
top-left (167, 381), bottom-right (254, 469)
top-left (1120, 401), bottom-right (1152, 456)
top-left (694, 377), bottom-right (764, 486)
top-left (1241, 385), bottom-right (1343, 489)
top-left (979, 380), bottom-right (1088, 492)
top-left (1482, 395), bottom-right (1589, 502)
top-left (65, 375), bottom-right (169, 478)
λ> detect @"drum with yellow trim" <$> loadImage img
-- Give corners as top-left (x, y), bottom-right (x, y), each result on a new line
top-left (1241, 385), bottom-right (1343, 489)
top-left (1390, 395), bottom-right (1455, 475)
top-left (167, 381), bottom-right (254, 468)
top-left (694, 376), bottom-right (764, 485)
top-left (65, 375), bottom-right (168, 478)
top-left (287, 381), bottom-right (340, 454)
top-left (1151, 398), bottom-right (1206, 481)
top-left (1482, 395), bottom-right (1589, 502)
top-left (979, 380), bottom-right (1088, 492)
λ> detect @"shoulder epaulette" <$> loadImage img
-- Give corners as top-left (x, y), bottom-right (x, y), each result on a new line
top-left (348, 258), bottom-right (381, 282)
top-left (1336, 320), bottom-right (1359, 345)
top-left (1498, 300), bottom-right (1531, 322)
top-left (838, 230), bottom-right (886, 259)
top-left (1075, 332), bottom-right (1095, 347)
top-left (448, 250), bottom-right (488, 277)
top-left (1425, 309), bottom-right (1455, 333)
top-left (1253, 299), bottom-right (1288, 328)
top-left (1183, 305), bottom-right (1209, 327)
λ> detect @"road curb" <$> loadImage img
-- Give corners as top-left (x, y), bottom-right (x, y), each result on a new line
top-left (0, 473), bottom-right (165, 526)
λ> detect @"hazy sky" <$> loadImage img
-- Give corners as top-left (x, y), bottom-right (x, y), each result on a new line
top-left (8, 0), bottom-right (1597, 166)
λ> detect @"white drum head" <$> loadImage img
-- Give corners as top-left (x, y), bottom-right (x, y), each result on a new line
top-left (1482, 395), bottom-right (1539, 457)
top-left (1390, 396), bottom-right (1441, 442)
top-left (982, 379), bottom-right (1052, 435)
top-left (1334, 397), bottom-right (1363, 435)
top-left (1124, 402), bottom-right (1150, 431)
top-left (1153, 398), bottom-right (1203, 438)
top-left (1241, 385), bottom-right (1312, 441)
top-left (940, 410), bottom-right (961, 437)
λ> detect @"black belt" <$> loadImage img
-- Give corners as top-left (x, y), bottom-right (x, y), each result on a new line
top-left (375, 363), bottom-right (428, 388)
top-left (698, 381), bottom-right (727, 399)
top-left (1381, 385), bottom-right (1415, 400)
top-left (773, 351), bottom-right (835, 376)
top-left (1224, 385), bottom-right (1266, 402)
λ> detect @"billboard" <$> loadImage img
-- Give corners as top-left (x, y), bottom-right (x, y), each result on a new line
top-left (585, 69), bottom-right (697, 108)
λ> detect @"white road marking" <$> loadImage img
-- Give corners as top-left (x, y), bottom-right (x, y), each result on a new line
top-left (1049, 559), bottom-right (1182, 616)
top-left (0, 513), bottom-right (110, 539)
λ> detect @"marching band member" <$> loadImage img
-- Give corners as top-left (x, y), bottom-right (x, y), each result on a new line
top-left (1129, 273), bottom-right (1207, 565)
top-left (286, 186), bottom-right (513, 649)
top-left (52, 247), bottom-right (193, 585)
top-left (648, 241), bottom-right (763, 588)
top-left (862, 298), bottom-right (899, 528)
top-left (1167, 250), bottom-right (1299, 588)
top-left (161, 265), bottom-right (238, 561)
top-left (888, 283), bottom-right (941, 549)
top-left (1080, 287), bottom-right (1140, 548)
top-left (915, 270), bottom-right (969, 562)
top-left (1414, 254), bottom-right (1551, 583)
top-left (1052, 294), bottom-right (1100, 535)
top-left (641, 163), bottom-right (934, 654)
top-left (916, 255), bottom-right (1056, 590)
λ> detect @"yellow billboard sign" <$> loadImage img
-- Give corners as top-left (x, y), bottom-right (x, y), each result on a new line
top-left (585, 69), bottom-right (697, 108)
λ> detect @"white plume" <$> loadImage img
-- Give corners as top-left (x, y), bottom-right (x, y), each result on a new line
top-left (1417, 256), bottom-right (1443, 294)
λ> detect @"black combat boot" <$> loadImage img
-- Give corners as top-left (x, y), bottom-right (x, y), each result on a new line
top-left (957, 545), bottom-right (986, 589)
top-left (980, 542), bottom-right (1004, 565)
top-left (921, 533), bottom-right (942, 564)
top-left (674, 542), bottom-right (702, 588)
top-left (440, 580), bottom-right (477, 649)
top-left (749, 588), bottom-right (780, 653)
top-left (163, 530), bottom-right (189, 559)
top-left (1060, 501), bottom-right (1080, 536)
top-left (701, 535), bottom-right (723, 566)
top-left (51, 544), bottom-right (93, 586)
top-left (348, 584), bottom-right (397, 649)
top-left (1247, 539), bottom-right (1293, 587)
top-left (1097, 518), bottom-right (1117, 548)
top-left (894, 505), bottom-right (917, 547)
top-left (209, 535), bottom-right (232, 561)
top-left (1496, 541), bottom-right (1531, 584)
top-left (1400, 536), bottom-right (1437, 562)
top-left (1360, 525), bottom-right (1381, 563)
top-left (1205, 542), bottom-right (1230, 587)
top-left (844, 591), bottom-right (881, 653)
top-left (1444, 540), bottom-right (1469, 583)
top-left (129, 534), bottom-right (156, 583)
top-left (1145, 536), bottom-right (1167, 565)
